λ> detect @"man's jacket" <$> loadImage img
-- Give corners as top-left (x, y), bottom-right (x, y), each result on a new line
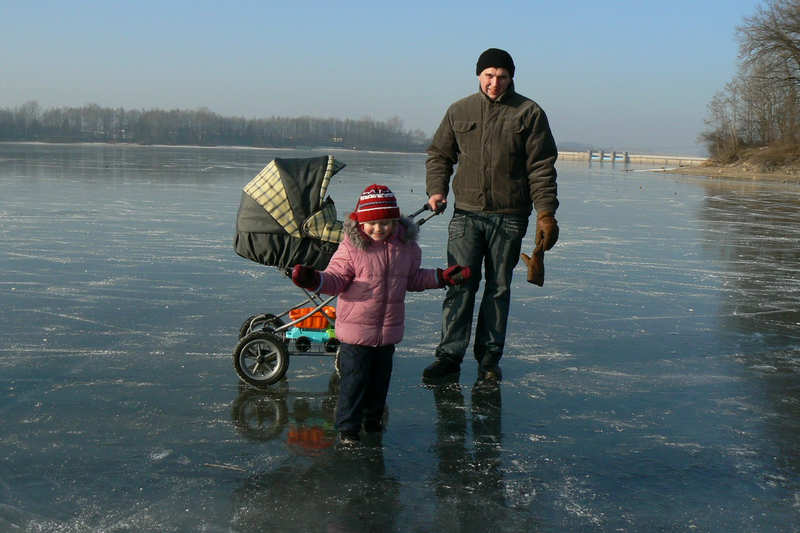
top-left (426, 86), bottom-right (559, 216)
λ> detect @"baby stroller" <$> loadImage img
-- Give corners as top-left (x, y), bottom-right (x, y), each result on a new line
top-left (232, 155), bottom-right (437, 389)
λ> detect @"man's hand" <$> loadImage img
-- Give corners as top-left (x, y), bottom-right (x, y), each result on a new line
top-left (427, 193), bottom-right (447, 213)
top-left (535, 212), bottom-right (559, 251)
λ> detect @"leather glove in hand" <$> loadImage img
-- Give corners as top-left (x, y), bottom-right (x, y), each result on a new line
top-left (291, 264), bottom-right (321, 291)
top-left (520, 244), bottom-right (545, 287)
top-left (437, 265), bottom-right (471, 287)
top-left (535, 213), bottom-right (559, 251)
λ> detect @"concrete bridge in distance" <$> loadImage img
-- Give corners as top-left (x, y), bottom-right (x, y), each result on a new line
top-left (559, 150), bottom-right (707, 167)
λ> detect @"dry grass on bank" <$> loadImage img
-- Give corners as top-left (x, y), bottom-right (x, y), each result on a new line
top-left (668, 144), bottom-right (800, 184)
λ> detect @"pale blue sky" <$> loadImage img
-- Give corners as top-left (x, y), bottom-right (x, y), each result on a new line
top-left (1, 0), bottom-right (765, 155)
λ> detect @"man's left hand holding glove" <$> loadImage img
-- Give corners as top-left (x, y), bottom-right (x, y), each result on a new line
top-left (521, 212), bottom-right (559, 287)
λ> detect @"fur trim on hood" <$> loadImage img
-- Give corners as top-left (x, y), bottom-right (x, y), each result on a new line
top-left (343, 215), bottom-right (419, 250)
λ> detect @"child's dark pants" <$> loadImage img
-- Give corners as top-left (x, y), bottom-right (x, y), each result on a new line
top-left (335, 343), bottom-right (395, 433)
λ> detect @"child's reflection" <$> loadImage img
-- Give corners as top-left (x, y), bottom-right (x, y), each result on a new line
top-left (229, 377), bottom-right (399, 532)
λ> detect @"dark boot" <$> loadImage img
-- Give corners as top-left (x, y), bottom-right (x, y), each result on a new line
top-left (338, 430), bottom-right (361, 445)
top-left (476, 365), bottom-right (502, 385)
top-left (423, 358), bottom-right (461, 381)
top-left (363, 419), bottom-right (383, 433)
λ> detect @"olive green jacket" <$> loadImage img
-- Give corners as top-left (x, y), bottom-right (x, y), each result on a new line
top-left (426, 86), bottom-right (558, 216)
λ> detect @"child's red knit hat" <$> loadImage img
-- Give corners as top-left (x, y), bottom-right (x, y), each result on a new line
top-left (352, 184), bottom-right (400, 223)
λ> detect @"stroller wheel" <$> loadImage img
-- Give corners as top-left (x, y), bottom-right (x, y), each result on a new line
top-left (238, 313), bottom-right (284, 339)
top-left (233, 331), bottom-right (289, 388)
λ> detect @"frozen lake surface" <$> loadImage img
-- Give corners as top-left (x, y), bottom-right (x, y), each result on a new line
top-left (1, 143), bottom-right (799, 532)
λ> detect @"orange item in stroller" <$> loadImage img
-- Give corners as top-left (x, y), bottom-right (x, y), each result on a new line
top-left (288, 306), bottom-right (336, 330)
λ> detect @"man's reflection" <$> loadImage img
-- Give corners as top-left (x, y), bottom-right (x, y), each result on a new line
top-left (429, 378), bottom-right (506, 530)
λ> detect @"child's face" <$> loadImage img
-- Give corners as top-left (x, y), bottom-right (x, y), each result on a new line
top-left (361, 219), bottom-right (396, 241)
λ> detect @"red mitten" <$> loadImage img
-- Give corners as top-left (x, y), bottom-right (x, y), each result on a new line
top-left (437, 265), bottom-right (471, 287)
top-left (291, 264), bottom-right (321, 291)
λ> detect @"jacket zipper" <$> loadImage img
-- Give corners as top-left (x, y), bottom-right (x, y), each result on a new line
top-left (376, 239), bottom-right (390, 347)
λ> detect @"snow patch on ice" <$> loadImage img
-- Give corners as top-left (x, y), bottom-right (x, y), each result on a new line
top-left (149, 449), bottom-right (172, 461)
top-left (513, 351), bottom-right (575, 362)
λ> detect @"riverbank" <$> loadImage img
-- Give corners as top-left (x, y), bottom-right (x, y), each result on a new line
top-left (663, 160), bottom-right (800, 184)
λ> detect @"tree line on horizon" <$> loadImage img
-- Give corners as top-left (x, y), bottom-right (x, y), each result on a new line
top-left (702, 0), bottom-right (800, 166)
top-left (0, 102), bottom-right (431, 152)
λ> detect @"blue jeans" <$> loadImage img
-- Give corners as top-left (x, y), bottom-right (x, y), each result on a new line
top-left (335, 343), bottom-right (395, 432)
top-left (435, 210), bottom-right (528, 369)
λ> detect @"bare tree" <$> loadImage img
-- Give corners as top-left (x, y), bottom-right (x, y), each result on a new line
top-left (0, 103), bottom-right (430, 151)
top-left (738, 0), bottom-right (800, 88)
top-left (702, 0), bottom-right (800, 158)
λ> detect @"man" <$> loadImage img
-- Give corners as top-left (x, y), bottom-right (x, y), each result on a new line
top-left (423, 47), bottom-right (559, 384)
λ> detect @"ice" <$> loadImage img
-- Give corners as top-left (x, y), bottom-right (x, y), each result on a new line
top-left (0, 143), bottom-right (798, 531)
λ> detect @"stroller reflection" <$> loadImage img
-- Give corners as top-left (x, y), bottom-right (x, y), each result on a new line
top-left (231, 374), bottom-right (339, 454)
top-left (230, 373), bottom-right (389, 453)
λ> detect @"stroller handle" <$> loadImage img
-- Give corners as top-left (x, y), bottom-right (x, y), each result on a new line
top-left (410, 201), bottom-right (445, 226)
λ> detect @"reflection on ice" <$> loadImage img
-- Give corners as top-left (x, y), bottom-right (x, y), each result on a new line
top-left (699, 181), bottom-right (800, 345)
top-left (229, 378), bottom-right (401, 532)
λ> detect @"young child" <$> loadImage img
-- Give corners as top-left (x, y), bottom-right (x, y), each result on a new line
top-left (291, 184), bottom-right (470, 444)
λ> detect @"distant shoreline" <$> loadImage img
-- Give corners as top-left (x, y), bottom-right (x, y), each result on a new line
top-left (11, 140), bottom-right (796, 184)
top-left (558, 150), bottom-right (707, 167)
top-left (0, 140), bottom-right (426, 157)
top-left (5, 142), bottom-right (708, 162)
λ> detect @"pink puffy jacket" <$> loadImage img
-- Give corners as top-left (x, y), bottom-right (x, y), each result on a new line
top-left (318, 216), bottom-right (441, 346)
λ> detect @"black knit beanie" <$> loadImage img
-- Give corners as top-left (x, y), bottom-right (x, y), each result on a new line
top-left (475, 48), bottom-right (515, 77)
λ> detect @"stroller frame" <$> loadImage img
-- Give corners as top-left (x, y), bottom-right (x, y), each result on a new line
top-left (233, 286), bottom-right (340, 388)
top-left (232, 155), bottom-right (440, 389)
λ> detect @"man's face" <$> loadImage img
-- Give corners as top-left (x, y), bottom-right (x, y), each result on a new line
top-left (479, 67), bottom-right (512, 100)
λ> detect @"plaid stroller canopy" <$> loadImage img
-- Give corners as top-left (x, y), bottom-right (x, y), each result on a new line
top-left (234, 155), bottom-right (345, 271)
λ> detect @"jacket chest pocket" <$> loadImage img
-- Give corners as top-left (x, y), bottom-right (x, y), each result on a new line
top-left (503, 120), bottom-right (527, 155)
top-left (502, 121), bottom-right (528, 177)
top-left (453, 120), bottom-right (479, 155)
